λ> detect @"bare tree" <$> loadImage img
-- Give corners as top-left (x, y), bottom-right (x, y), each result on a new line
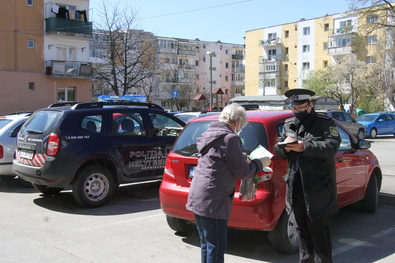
top-left (91, 0), bottom-right (156, 96)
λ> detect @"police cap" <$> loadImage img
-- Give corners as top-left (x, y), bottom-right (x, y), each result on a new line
top-left (284, 89), bottom-right (316, 106)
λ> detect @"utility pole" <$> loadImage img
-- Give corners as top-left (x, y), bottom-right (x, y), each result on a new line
top-left (207, 51), bottom-right (215, 110)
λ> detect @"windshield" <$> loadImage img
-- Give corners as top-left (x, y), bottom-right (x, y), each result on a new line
top-left (173, 121), bottom-right (268, 157)
top-left (357, 115), bottom-right (377, 122)
top-left (22, 111), bottom-right (60, 133)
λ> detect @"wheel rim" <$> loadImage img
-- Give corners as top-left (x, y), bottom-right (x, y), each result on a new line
top-left (287, 211), bottom-right (298, 247)
top-left (371, 129), bottom-right (377, 138)
top-left (358, 130), bottom-right (364, 139)
top-left (84, 173), bottom-right (109, 201)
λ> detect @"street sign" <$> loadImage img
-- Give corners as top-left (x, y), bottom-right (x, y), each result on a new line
top-left (172, 90), bottom-right (179, 98)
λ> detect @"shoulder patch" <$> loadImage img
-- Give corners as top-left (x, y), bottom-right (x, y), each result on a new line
top-left (329, 126), bottom-right (339, 136)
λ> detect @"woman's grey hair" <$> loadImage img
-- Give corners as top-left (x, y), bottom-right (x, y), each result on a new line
top-left (219, 103), bottom-right (248, 128)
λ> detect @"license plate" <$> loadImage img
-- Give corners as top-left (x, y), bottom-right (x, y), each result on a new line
top-left (19, 150), bottom-right (34, 160)
top-left (189, 166), bottom-right (196, 178)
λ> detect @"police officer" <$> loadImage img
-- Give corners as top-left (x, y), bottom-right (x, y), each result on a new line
top-left (274, 89), bottom-right (341, 263)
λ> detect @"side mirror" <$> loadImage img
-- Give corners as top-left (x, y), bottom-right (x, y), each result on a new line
top-left (358, 139), bottom-right (371, 149)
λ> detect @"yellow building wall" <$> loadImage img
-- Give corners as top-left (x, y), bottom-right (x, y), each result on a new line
top-left (281, 23), bottom-right (299, 92)
top-left (244, 29), bottom-right (263, 96)
top-left (314, 16), bottom-right (334, 70)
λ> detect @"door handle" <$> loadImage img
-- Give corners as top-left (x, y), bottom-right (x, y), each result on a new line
top-left (337, 157), bottom-right (343, 163)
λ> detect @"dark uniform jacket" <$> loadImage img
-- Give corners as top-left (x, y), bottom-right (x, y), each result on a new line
top-left (274, 111), bottom-right (341, 219)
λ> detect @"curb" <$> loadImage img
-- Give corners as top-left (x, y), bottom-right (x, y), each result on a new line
top-left (378, 193), bottom-right (395, 206)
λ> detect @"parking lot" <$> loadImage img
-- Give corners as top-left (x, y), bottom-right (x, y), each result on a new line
top-left (0, 136), bottom-right (394, 263)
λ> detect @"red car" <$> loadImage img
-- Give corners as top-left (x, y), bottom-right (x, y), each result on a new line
top-left (159, 111), bottom-right (382, 254)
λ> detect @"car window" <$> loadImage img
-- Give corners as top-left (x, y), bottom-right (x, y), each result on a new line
top-left (173, 121), bottom-right (268, 157)
top-left (0, 119), bottom-right (12, 129)
top-left (357, 114), bottom-right (377, 122)
top-left (23, 111), bottom-right (60, 133)
top-left (388, 115), bottom-right (395, 120)
top-left (113, 112), bottom-right (146, 136)
top-left (332, 112), bottom-right (344, 121)
top-left (11, 122), bottom-right (25, 137)
top-left (150, 112), bottom-right (183, 137)
top-left (337, 126), bottom-right (352, 151)
top-left (175, 114), bottom-right (197, 123)
top-left (82, 115), bottom-right (102, 133)
top-left (343, 112), bottom-right (354, 123)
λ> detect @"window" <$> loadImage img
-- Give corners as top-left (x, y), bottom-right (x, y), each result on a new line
top-left (268, 33), bottom-right (277, 39)
top-left (26, 0), bottom-right (33, 6)
top-left (323, 42), bottom-right (329, 50)
top-left (225, 76), bottom-right (229, 81)
top-left (285, 30), bottom-right (289, 38)
top-left (27, 40), bottom-right (35, 49)
top-left (196, 74), bottom-right (199, 80)
top-left (303, 45), bottom-right (310, 52)
top-left (285, 64), bottom-right (289, 71)
top-left (225, 62), bottom-right (229, 68)
top-left (285, 47), bottom-right (289, 55)
top-left (28, 82), bottom-right (35, 91)
top-left (211, 67), bottom-right (217, 71)
top-left (366, 56), bottom-right (376, 64)
top-left (323, 60), bottom-right (328, 68)
top-left (195, 60), bottom-right (199, 66)
top-left (367, 15), bottom-right (378, 24)
top-left (225, 49), bottom-right (229, 54)
top-left (57, 86), bottom-right (75, 102)
top-left (284, 81), bottom-right (288, 88)
top-left (303, 27), bottom-right (310, 35)
top-left (367, 35), bottom-right (377, 44)
top-left (82, 115), bottom-right (102, 134)
top-left (302, 62), bottom-right (310, 69)
top-left (324, 23), bottom-right (329, 31)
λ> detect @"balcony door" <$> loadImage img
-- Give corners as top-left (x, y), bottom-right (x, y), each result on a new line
top-left (57, 46), bottom-right (76, 61)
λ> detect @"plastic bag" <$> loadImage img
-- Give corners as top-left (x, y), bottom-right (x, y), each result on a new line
top-left (239, 175), bottom-right (258, 202)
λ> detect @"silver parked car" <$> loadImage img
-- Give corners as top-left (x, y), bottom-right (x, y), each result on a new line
top-left (0, 112), bottom-right (32, 184)
top-left (318, 110), bottom-right (365, 139)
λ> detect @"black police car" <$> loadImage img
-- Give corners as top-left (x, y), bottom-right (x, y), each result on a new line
top-left (13, 101), bottom-right (185, 208)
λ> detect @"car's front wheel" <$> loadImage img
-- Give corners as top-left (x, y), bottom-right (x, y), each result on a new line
top-left (357, 129), bottom-right (365, 140)
top-left (268, 210), bottom-right (298, 254)
top-left (370, 128), bottom-right (377, 138)
top-left (361, 174), bottom-right (378, 213)
top-left (33, 184), bottom-right (63, 195)
top-left (72, 165), bottom-right (115, 208)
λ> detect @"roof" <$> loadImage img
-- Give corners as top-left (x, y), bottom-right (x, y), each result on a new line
top-left (229, 95), bottom-right (289, 103)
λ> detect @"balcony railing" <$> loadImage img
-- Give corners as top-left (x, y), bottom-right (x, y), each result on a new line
top-left (232, 54), bottom-right (243, 60)
top-left (45, 17), bottom-right (92, 35)
top-left (327, 46), bottom-right (352, 56)
top-left (178, 64), bottom-right (196, 70)
top-left (259, 61), bottom-right (281, 73)
top-left (259, 54), bottom-right (282, 62)
top-left (259, 37), bottom-right (282, 46)
top-left (46, 60), bottom-right (92, 78)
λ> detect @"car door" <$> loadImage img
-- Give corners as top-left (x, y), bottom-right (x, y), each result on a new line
top-left (388, 114), bottom-right (395, 133)
top-left (375, 114), bottom-right (391, 134)
top-left (108, 110), bottom-right (160, 182)
top-left (342, 112), bottom-right (358, 135)
top-left (335, 125), bottom-right (369, 206)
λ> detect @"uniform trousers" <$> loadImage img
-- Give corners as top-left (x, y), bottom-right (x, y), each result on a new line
top-left (292, 173), bottom-right (333, 263)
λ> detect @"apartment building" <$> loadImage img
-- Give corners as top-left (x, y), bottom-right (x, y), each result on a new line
top-left (0, 0), bottom-right (92, 115)
top-left (90, 33), bottom-right (244, 111)
top-left (244, 8), bottom-right (385, 97)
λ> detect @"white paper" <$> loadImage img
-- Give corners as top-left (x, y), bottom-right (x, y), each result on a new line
top-left (250, 145), bottom-right (273, 160)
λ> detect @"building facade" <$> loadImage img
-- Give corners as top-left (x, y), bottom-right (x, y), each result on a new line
top-left (244, 8), bottom-right (386, 96)
top-left (0, 0), bottom-right (92, 115)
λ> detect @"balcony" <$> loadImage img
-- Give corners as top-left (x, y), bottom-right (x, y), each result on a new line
top-left (45, 17), bottom-right (92, 36)
top-left (178, 64), bottom-right (196, 70)
top-left (259, 37), bottom-right (282, 46)
top-left (46, 60), bottom-right (92, 78)
top-left (327, 45), bottom-right (353, 56)
top-left (232, 54), bottom-right (243, 60)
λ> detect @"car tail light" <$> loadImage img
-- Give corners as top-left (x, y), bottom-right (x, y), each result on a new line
top-left (46, 133), bottom-right (60, 156)
top-left (0, 145), bottom-right (3, 158)
top-left (257, 164), bottom-right (274, 183)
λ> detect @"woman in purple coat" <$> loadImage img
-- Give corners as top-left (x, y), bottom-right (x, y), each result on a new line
top-left (186, 103), bottom-right (267, 263)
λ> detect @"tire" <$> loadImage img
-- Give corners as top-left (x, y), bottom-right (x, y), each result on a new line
top-left (357, 129), bottom-right (365, 140)
top-left (361, 174), bottom-right (378, 213)
top-left (370, 128), bottom-right (377, 139)
top-left (72, 165), bottom-right (115, 208)
top-left (268, 210), bottom-right (298, 254)
top-left (17, 176), bottom-right (33, 188)
top-left (166, 215), bottom-right (189, 234)
top-left (33, 184), bottom-right (63, 195)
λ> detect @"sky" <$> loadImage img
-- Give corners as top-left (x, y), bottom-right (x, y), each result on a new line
top-left (89, 0), bottom-right (354, 44)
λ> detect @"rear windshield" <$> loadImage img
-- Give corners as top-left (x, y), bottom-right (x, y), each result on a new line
top-left (173, 121), bottom-right (268, 157)
top-left (22, 111), bottom-right (60, 133)
top-left (0, 119), bottom-right (12, 130)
